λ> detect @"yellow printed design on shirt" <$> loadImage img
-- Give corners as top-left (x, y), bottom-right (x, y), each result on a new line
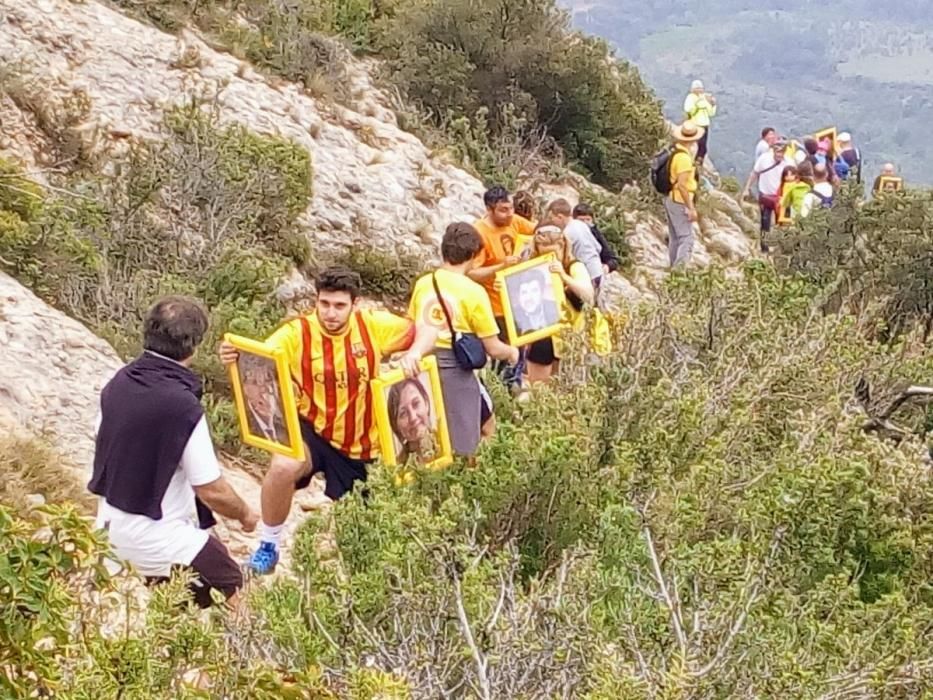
top-left (409, 269), bottom-right (499, 350)
top-left (264, 309), bottom-right (415, 459)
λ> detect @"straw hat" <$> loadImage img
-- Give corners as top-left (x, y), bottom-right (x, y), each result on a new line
top-left (672, 120), bottom-right (705, 142)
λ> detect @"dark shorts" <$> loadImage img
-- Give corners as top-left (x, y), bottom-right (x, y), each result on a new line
top-left (479, 379), bottom-right (493, 426)
top-left (146, 535), bottom-right (242, 609)
top-left (527, 336), bottom-right (557, 365)
top-left (296, 419), bottom-right (372, 501)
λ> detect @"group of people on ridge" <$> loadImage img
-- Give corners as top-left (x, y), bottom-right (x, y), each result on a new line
top-left (663, 79), bottom-right (904, 259)
top-left (88, 187), bottom-right (619, 607)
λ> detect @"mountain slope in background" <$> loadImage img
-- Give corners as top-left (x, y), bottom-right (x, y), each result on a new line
top-left (567, 1), bottom-right (933, 185)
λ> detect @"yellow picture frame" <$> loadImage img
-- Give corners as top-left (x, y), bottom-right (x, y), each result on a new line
top-left (878, 176), bottom-right (903, 193)
top-left (225, 332), bottom-right (304, 460)
top-left (497, 253), bottom-right (566, 347)
top-left (814, 126), bottom-right (838, 158)
top-left (372, 355), bottom-right (453, 472)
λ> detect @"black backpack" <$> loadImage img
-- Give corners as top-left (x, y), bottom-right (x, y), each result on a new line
top-left (812, 190), bottom-right (833, 208)
top-left (650, 146), bottom-right (674, 195)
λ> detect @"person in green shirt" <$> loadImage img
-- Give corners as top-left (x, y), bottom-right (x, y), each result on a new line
top-left (779, 166), bottom-right (812, 222)
top-left (683, 79), bottom-right (717, 168)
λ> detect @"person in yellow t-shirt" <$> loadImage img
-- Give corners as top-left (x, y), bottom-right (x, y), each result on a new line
top-left (410, 222), bottom-right (518, 453)
top-left (665, 121), bottom-right (704, 269)
top-left (524, 223), bottom-right (595, 384)
top-left (467, 186), bottom-right (536, 390)
top-left (683, 79), bottom-right (717, 167)
top-left (219, 267), bottom-right (437, 575)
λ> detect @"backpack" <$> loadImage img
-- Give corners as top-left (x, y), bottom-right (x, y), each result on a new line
top-left (650, 146), bottom-right (674, 195)
top-left (812, 190), bottom-right (833, 208)
top-left (834, 158), bottom-right (851, 181)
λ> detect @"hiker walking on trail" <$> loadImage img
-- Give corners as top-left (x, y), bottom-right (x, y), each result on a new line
top-left (219, 267), bottom-right (437, 575)
top-left (837, 132), bottom-right (862, 184)
top-left (90, 297), bottom-right (258, 608)
top-left (805, 163), bottom-right (834, 212)
top-left (755, 127), bottom-right (778, 161)
top-left (468, 186), bottom-right (536, 393)
top-left (873, 163), bottom-right (903, 195)
top-left (683, 80), bottom-right (716, 167)
top-left (408, 223), bottom-right (518, 455)
top-left (661, 120), bottom-right (704, 268)
top-left (743, 140), bottom-right (792, 252)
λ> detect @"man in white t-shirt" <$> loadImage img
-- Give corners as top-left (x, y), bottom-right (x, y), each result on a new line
top-left (754, 126), bottom-right (778, 162)
top-left (89, 297), bottom-right (258, 607)
top-left (742, 140), bottom-right (792, 252)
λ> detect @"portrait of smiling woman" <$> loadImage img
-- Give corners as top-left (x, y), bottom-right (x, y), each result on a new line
top-left (387, 374), bottom-right (437, 464)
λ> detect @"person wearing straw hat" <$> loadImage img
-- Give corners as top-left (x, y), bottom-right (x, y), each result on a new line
top-left (683, 79), bottom-right (717, 167)
top-left (665, 120), bottom-right (704, 269)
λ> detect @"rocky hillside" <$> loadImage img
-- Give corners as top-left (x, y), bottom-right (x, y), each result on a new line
top-left (0, 0), bottom-right (756, 521)
top-left (0, 0), bottom-right (755, 296)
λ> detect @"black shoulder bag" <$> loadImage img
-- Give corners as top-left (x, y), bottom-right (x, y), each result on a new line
top-left (431, 273), bottom-right (487, 371)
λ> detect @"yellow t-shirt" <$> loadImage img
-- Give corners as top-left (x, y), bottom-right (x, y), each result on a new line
top-left (408, 268), bottom-right (499, 350)
top-left (553, 261), bottom-right (592, 358)
top-left (473, 214), bottom-right (537, 316)
top-left (265, 309), bottom-right (415, 460)
top-left (669, 145), bottom-right (697, 205)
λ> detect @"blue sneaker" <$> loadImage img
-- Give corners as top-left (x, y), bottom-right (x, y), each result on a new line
top-left (247, 542), bottom-right (279, 575)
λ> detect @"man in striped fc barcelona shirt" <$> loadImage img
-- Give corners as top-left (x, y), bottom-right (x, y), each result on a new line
top-left (219, 267), bottom-right (437, 574)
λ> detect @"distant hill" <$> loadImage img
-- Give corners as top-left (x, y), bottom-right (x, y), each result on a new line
top-left (566, 1), bottom-right (933, 185)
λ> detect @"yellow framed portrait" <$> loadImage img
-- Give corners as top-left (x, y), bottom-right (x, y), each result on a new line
top-left (814, 126), bottom-right (838, 157)
top-left (497, 253), bottom-right (566, 347)
top-left (878, 176), bottom-right (903, 193)
top-left (776, 202), bottom-right (793, 226)
top-left (372, 355), bottom-right (453, 472)
top-left (224, 333), bottom-right (304, 460)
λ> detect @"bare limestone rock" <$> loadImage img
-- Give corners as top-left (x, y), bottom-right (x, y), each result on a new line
top-left (0, 0), bottom-right (485, 256)
top-left (0, 271), bottom-right (122, 478)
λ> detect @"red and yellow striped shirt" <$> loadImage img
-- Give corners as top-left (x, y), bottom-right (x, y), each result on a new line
top-left (265, 309), bottom-right (415, 460)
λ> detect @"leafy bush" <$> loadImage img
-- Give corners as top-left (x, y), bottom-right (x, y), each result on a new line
top-left (778, 185), bottom-right (933, 338)
top-left (0, 103), bottom-right (313, 452)
top-left (330, 244), bottom-right (427, 307)
top-left (378, 0), bottom-right (667, 189)
top-left (250, 264), bottom-right (933, 697)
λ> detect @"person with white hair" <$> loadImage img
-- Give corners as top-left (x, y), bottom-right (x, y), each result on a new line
top-left (683, 79), bottom-right (717, 167)
top-left (872, 163), bottom-right (903, 195)
top-left (837, 132), bottom-right (862, 184)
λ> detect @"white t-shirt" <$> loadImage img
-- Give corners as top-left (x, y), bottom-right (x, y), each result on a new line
top-left (754, 139), bottom-right (771, 161)
top-left (813, 182), bottom-right (833, 198)
top-left (753, 152), bottom-right (791, 197)
top-left (94, 415), bottom-right (222, 577)
top-left (563, 219), bottom-right (603, 281)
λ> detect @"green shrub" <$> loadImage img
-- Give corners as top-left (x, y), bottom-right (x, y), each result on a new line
top-left (243, 265), bottom-right (933, 697)
top-left (379, 0), bottom-right (667, 189)
top-left (779, 185), bottom-right (933, 338)
top-left (0, 106), bottom-right (312, 454)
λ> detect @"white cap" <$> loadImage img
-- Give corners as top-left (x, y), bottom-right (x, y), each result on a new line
top-left (691, 79), bottom-right (704, 90)
top-left (838, 132), bottom-right (852, 142)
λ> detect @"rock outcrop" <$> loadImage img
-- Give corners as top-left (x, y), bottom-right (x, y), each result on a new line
top-left (0, 271), bottom-right (122, 476)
